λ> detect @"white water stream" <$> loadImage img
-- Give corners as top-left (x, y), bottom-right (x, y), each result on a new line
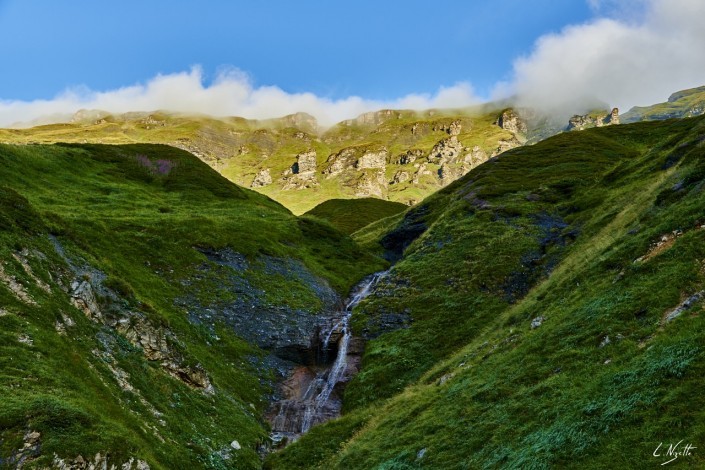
top-left (269, 270), bottom-right (387, 442)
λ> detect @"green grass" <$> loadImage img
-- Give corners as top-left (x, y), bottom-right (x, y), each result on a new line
top-left (303, 198), bottom-right (408, 235)
top-left (0, 143), bottom-right (384, 468)
top-left (622, 85), bottom-right (705, 123)
top-left (268, 115), bottom-right (705, 469)
top-left (0, 107), bottom-right (518, 214)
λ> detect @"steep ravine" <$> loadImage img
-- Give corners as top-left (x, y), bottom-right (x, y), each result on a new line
top-left (266, 271), bottom-right (387, 446)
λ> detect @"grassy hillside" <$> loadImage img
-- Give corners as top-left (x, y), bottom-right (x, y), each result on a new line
top-left (0, 108), bottom-right (519, 214)
top-left (0, 143), bottom-right (383, 468)
top-left (268, 115), bottom-right (705, 469)
top-left (622, 86), bottom-right (705, 123)
top-left (303, 198), bottom-right (408, 235)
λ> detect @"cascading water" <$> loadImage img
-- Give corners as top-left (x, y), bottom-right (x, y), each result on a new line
top-left (268, 270), bottom-right (387, 444)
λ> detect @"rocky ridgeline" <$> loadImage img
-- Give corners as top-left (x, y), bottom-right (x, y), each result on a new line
top-left (567, 108), bottom-right (620, 131)
top-left (7, 105), bottom-right (568, 210)
top-left (247, 112), bottom-right (530, 203)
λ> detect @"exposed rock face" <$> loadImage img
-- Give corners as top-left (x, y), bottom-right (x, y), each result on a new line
top-left (70, 109), bottom-right (110, 124)
top-left (391, 170), bottom-right (410, 185)
top-left (51, 453), bottom-right (150, 469)
top-left (180, 249), bottom-right (341, 365)
top-left (141, 115), bottom-right (166, 129)
top-left (117, 317), bottom-right (170, 361)
top-left (567, 114), bottom-right (592, 131)
top-left (609, 107), bottom-right (620, 125)
top-left (251, 168), bottom-right (272, 188)
top-left (323, 148), bottom-right (357, 177)
top-left (356, 149), bottom-right (388, 170)
top-left (464, 146), bottom-right (488, 167)
top-left (496, 109), bottom-right (528, 135)
top-left (428, 136), bottom-right (464, 164)
top-left (0, 263), bottom-right (36, 305)
top-left (491, 137), bottom-right (522, 157)
top-left (355, 171), bottom-right (388, 198)
top-left (280, 112), bottom-right (318, 132)
top-left (664, 291), bottom-right (704, 323)
top-left (434, 120), bottom-right (462, 136)
top-left (267, 272), bottom-right (384, 444)
top-left (322, 147), bottom-right (388, 196)
top-left (438, 163), bottom-right (463, 187)
top-left (6, 429), bottom-right (150, 469)
top-left (343, 109), bottom-right (398, 127)
top-left (392, 149), bottom-right (424, 165)
top-left (412, 163), bottom-right (431, 184)
top-left (52, 237), bottom-right (214, 393)
top-left (293, 150), bottom-right (317, 175)
top-left (70, 280), bottom-right (102, 321)
top-left (567, 108), bottom-right (619, 131)
top-left (282, 150), bottom-right (319, 190)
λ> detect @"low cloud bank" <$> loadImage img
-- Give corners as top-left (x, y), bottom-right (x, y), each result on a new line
top-left (2, 0), bottom-right (704, 127)
top-left (506, 0), bottom-right (705, 116)
top-left (0, 67), bottom-right (481, 128)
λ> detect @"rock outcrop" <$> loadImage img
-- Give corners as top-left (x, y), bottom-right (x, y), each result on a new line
top-left (251, 168), bottom-right (273, 188)
top-left (323, 146), bottom-right (389, 197)
top-left (567, 108), bottom-right (619, 131)
top-left (282, 150), bottom-right (319, 190)
top-left (428, 136), bottom-right (464, 164)
top-left (53, 238), bottom-right (214, 393)
top-left (491, 137), bottom-right (523, 157)
top-left (391, 170), bottom-right (410, 185)
top-left (280, 112), bottom-right (318, 132)
top-left (434, 120), bottom-right (462, 136)
top-left (342, 109), bottom-right (399, 127)
top-left (294, 150), bottom-right (317, 175)
top-left (463, 146), bottom-right (488, 167)
top-left (438, 163), bottom-right (463, 187)
top-left (392, 149), bottom-right (424, 165)
top-left (354, 170), bottom-right (387, 198)
top-left (496, 109), bottom-right (528, 135)
top-left (323, 148), bottom-right (357, 177)
top-left (356, 149), bottom-right (388, 170)
top-left (180, 249), bottom-right (340, 365)
top-left (412, 163), bottom-right (431, 184)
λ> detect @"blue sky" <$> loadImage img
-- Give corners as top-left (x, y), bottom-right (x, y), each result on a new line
top-left (0, 0), bottom-right (703, 126)
top-left (0, 0), bottom-right (592, 101)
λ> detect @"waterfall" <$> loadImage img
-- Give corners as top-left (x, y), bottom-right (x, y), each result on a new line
top-left (269, 270), bottom-right (387, 442)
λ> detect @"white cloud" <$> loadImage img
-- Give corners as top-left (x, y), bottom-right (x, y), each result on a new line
top-left (507, 0), bottom-right (705, 116)
top-left (0, 66), bottom-right (481, 128)
top-left (3, 0), bottom-right (703, 128)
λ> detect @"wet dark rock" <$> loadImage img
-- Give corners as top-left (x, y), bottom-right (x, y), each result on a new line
top-left (501, 213), bottom-right (577, 303)
top-left (179, 250), bottom-right (341, 365)
top-left (380, 204), bottom-right (430, 261)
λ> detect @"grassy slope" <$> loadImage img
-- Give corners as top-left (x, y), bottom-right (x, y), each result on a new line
top-left (303, 198), bottom-right (408, 235)
top-left (268, 115), bottom-right (705, 469)
top-left (0, 143), bottom-right (383, 468)
top-left (622, 86), bottom-right (705, 123)
top-left (0, 108), bottom-right (516, 214)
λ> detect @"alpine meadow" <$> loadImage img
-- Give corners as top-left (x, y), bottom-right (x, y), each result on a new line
top-left (1, 1), bottom-right (705, 469)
